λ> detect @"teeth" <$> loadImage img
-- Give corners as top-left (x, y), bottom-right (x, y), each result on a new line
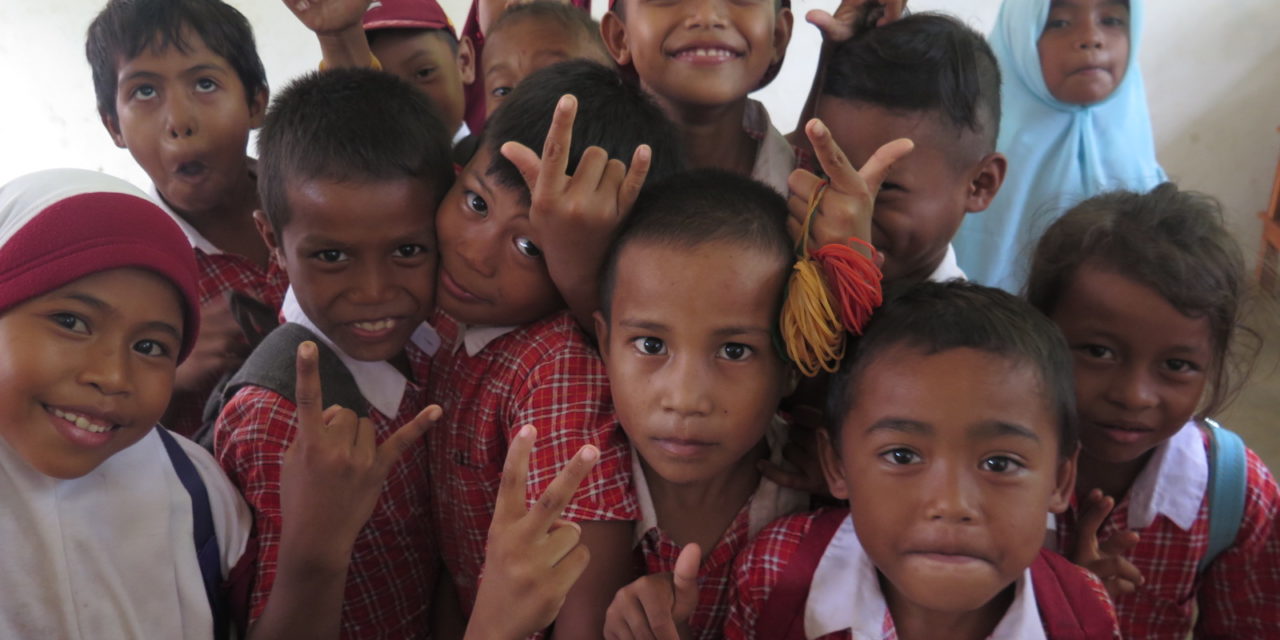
top-left (51, 408), bottom-right (112, 433)
top-left (685, 48), bottom-right (734, 59)
top-left (354, 319), bottom-right (395, 332)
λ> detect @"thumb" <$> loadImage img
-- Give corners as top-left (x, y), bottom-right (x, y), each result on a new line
top-left (805, 9), bottom-right (838, 33)
top-left (857, 138), bottom-right (914, 196)
top-left (499, 140), bottom-right (543, 192)
top-left (671, 543), bottom-right (702, 621)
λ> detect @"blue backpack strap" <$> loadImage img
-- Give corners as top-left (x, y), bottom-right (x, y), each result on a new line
top-left (1199, 418), bottom-right (1248, 573)
top-left (157, 427), bottom-right (229, 640)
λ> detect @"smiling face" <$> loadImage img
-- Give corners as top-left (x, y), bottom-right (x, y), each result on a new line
top-left (1049, 263), bottom-right (1211, 464)
top-left (482, 18), bottom-right (612, 117)
top-left (0, 268), bottom-right (184, 479)
top-left (598, 239), bottom-right (788, 485)
top-left (603, 0), bottom-right (791, 111)
top-left (263, 177), bottom-right (439, 362)
top-left (823, 345), bottom-right (1073, 620)
top-left (434, 146), bottom-right (563, 326)
top-left (369, 29), bottom-right (473, 135)
top-left (105, 31), bottom-right (265, 217)
top-left (1037, 0), bottom-right (1130, 105)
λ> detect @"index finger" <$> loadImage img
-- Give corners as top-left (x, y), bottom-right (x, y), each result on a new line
top-left (803, 119), bottom-right (860, 195)
top-left (494, 424), bottom-right (537, 525)
top-left (1075, 489), bottom-right (1115, 556)
top-left (293, 341), bottom-right (325, 440)
top-left (539, 94), bottom-right (579, 183)
top-left (526, 444), bottom-right (600, 532)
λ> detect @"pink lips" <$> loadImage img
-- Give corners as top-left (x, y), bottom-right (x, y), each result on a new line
top-left (653, 437), bottom-right (715, 459)
top-left (440, 269), bottom-right (483, 304)
top-left (45, 406), bottom-right (118, 449)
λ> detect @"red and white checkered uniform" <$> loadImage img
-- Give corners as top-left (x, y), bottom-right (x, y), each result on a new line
top-left (427, 310), bottom-right (637, 615)
top-left (1054, 435), bottom-right (1280, 639)
top-left (213, 342), bottom-right (434, 640)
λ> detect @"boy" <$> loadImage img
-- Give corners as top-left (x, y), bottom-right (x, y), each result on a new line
top-left (86, 0), bottom-right (288, 437)
top-left (425, 60), bottom-right (682, 636)
top-left (213, 68), bottom-right (453, 639)
top-left (815, 14), bottom-right (1008, 290)
top-left (726, 281), bottom-right (1121, 639)
top-left (600, 0), bottom-right (798, 192)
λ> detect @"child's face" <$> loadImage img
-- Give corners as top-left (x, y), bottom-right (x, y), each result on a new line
top-left (1037, 0), bottom-right (1130, 105)
top-left (0, 268), bottom-right (184, 479)
top-left (434, 147), bottom-right (562, 326)
top-left (822, 346), bottom-right (1074, 619)
top-left (604, 0), bottom-right (791, 110)
top-left (817, 99), bottom-right (993, 285)
top-left (263, 178), bottom-right (439, 362)
top-left (483, 20), bottom-right (614, 117)
top-left (597, 239), bottom-right (788, 485)
top-left (1049, 263), bottom-right (1211, 464)
top-left (104, 30), bottom-right (266, 216)
top-left (370, 30), bottom-right (473, 135)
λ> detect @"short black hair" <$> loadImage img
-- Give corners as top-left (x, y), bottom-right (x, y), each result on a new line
top-left (87, 0), bottom-right (268, 121)
top-left (823, 13), bottom-right (1001, 151)
top-left (481, 60), bottom-right (683, 206)
top-left (256, 68), bottom-right (454, 232)
top-left (489, 1), bottom-right (605, 54)
top-left (600, 169), bottom-right (793, 319)
top-left (827, 281), bottom-right (1077, 455)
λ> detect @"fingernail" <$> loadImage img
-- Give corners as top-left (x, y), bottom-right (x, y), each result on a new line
top-left (558, 95), bottom-right (573, 110)
top-left (518, 424), bottom-right (535, 439)
top-left (581, 445), bottom-right (599, 462)
top-left (300, 341), bottom-right (316, 358)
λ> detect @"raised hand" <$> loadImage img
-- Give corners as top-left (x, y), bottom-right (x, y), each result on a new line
top-left (280, 0), bottom-right (371, 35)
top-left (807, 0), bottom-right (907, 44)
top-left (603, 543), bottom-right (702, 640)
top-left (1072, 488), bottom-right (1144, 599)
top-left (174, 293), bottom-right (249, 394)
top-left (466, 426), bottom-right (600, 640)
top-left (787, 118), bottom-right (912, 259)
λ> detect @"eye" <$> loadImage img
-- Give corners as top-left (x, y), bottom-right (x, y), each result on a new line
top-left (879, 181), bottom-right (904, 192)
top-left (514, 237), bottom-right (542, 258)
top-left (1165, 358), bottom-right (1200, 374)
top-left (465, 190), bottom-right (489, 216)
top-left (717, 342), bottom-right (753, 361)
top-left (414, 67), bottom-right (437, 81)
top-left (312, 249), bottom-right (347, 263)
top-left (1077, 344), bottom-right (1114, 360)
top-left (1044, 18), bottom-right (1069, 29)
top-left (881, 448), bottom-right (921, 466)
top-left (395, 244), bottom-right (428, 258)
top-left (980, 455), bottom-right (1023, 474)
top-left (133, 339), bottom-right (171, 358)
top-left (132, 84), bottom-right (158, 101)
top-left (194, 77), bottom-right (218, 93)
top-left (1100, 15), bottom-right (1127, 28)
top-left (631, 336), bottom-right (667, 356)
top-left (491, 86), bottom-right (512, 98)
top-left (50, 312), bottom-right (89, 334)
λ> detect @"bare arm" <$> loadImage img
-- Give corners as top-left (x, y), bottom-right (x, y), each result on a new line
top-left (547, 521), bottom-right (638, 639)
top-left (280, 0), bottom-right (379, 70)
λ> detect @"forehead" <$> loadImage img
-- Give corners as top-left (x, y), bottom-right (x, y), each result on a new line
top-left (611, 240), bottom-right (785, 325)
top-left (117, 28), bottom-right (230, 77)
top-left (1048, 0), bottom-right (1130, 11)
top-left (32, 268), bottom-right (185, 325)
top-left (815, 98), bottom-right (974, 174)
top-left (368, 28), bottom-right (454, 60)
top-left (457, 146), bottom-right (530, 211)
top-left (1052, 263), bottom-right (1212, 350)
top-left (284, 177), bottom-right (436, 235)
top-left (487, 19), bottom-right (585, 63)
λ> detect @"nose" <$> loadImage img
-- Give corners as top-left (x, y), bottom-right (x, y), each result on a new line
top-left (1105, 363), bottom-right (1159, 411)
top-left (1074, 20), bottom-right (1104, 49)
top-left (348, 260), bottom-right (399, 306)
top-left (80, 342), bottom-right (131, 396)
top-left (923, 461), bottom-right (979, 523)
top-left (685, 0), bottom-right (728, 29)
top-left (452, 222), bottom-right (499, 278)
top-left (659, 353), bottom-right (714, 418)
top-left (165, 92), bottom-right (198, 139)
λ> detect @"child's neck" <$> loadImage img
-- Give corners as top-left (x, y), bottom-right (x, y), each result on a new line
top-left (164, 165), bottom-right (268, 269)
top-left (642, 440), bottom-right (766, 553)
top-left (1076, 447), bottom-right (1156, 503)
top-left (657, 95), bottom-right (758, 177)
top-left (884, 574), bottom-right (1014, 640)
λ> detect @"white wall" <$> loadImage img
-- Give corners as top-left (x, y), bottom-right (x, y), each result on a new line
top-left (1, 0), bottom-right (1277, 266)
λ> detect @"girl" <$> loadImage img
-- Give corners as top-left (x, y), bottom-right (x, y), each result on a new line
top-left (953, 0), bottom-right (1166, 292)
top-left (1026, 183), bottom-right (1280, 638)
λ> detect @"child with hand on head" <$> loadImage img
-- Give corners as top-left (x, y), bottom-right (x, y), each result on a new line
top-left (0, 169), bottom-right (432, 640)
top-left (728, 281), bottom-right (1122, 640)
top-left (1026, 184), bottom-right (1280, 638)
top-left (425, 59), bottom-right (684, 638)
top-left (87, 0), bottom-right (289, 437)
top-left (212, 67), bottom-right (454, 639)
top-left (953, 0), bottom-right (1166, 291)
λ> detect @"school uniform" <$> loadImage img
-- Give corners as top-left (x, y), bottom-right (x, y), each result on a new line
top-left (213, 288), bottom-right (438, 640)
top-left (1053, 420), bottom-right (1280, 638)
top-left (426, 309), bottom-right (638, 616)
top-left (927, 244), bottom-right (966, 283)
top-left (744, 99), bottom-right (804, 195)
top-left (726, 508), bottom-right (1121, 640)
top-left (632, 417), bottom-right (809, 640)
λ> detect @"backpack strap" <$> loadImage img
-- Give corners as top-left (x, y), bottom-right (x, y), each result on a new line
top-left (1199, 418), bottom-right (1248, 573)
top-left (157, 427), bottom-right (228, 640)
top-left (757, 508), bottom-right (849, 640)
top-left (1030, 549), bottom-right (1118, 640)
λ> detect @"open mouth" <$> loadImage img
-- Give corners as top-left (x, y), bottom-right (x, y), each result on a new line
top-left (669, 45), bottom-right (743, 64)
top-left (174, 160), bottom-right (209, 180)
top-left (48, 406), bottom-right (117, 434)
top-left (349, 317), bottom-right (400, 339)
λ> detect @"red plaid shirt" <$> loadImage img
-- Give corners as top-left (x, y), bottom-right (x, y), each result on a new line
top-left (213, 342), bottom-right (434, 640)
top-left (1054, 435), bottom-right (1280, 639)
top-left (426, 310), bottom-right (638, 614)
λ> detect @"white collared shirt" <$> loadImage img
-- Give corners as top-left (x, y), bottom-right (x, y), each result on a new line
top-left (457, 323), bottom-right (519, 357)
top-left (805, 513), bottom-right (1047, 640)
top-left (148, 183), bottom-right (223, 255)
top-left (453, 122), bottom-right (471, 146)
top-left (280, 287), bottom-right (439, 417)
top-left (927, 244), bottom-right (967, 283)
top-left (744, 99), bottom-right (798, 196)
top-left (1124, 420), bottom-right (1209, 531)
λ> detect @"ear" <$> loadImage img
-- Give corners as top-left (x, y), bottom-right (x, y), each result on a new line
top-left (253, 210), bottom-right (286, 267)
top-left (771, 8), bottom-right (794, 66)
top-left (1048, 449), bottom-right (1078, 514)
top-left (247, 86), bottom-right (269, 130)
top-left (817, 429), bottom-right (850, 500)
top-left (593, 310), bottom-right (611, 360)
top-left (456, 36), bottom-right (477, 86)
top-left (964, 151), bottom-right (1007, 213)
top-left (100, 109), bottom-right (127, 149)
top-left (600, 11), bottom-right (632, 67)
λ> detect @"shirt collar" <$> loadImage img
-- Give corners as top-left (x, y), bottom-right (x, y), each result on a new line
top-left (456, 323), bottom-right (519, 357)
top-left (453, 122), bottom-right (471, 146)
top-left (743, 99), bottom-right (795, 196)
top-left (928, 244), bottom-right (967, 283)
top-left (805, 514), bottom-right (1046, 640)
top-left (147, 182), bottom-right (222, 255)
top-left (1126, 419), bottom-right (1208, 530)
top-left (281, 287), bottom-right (440, 416)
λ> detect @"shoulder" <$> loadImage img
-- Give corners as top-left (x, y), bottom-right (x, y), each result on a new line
top-left (165, 430), bottom-right (253, 571)
top-left (736, 509), bottom-right (835, 586)
top-left (1237, 446), bottom-right (1280, 545)
top-left (215, 385), bottom-right (299, 465)
top-left (505, 312), bottom-right (606, 380)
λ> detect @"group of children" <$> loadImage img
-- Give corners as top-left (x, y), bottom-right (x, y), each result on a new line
top-left (1, 0), bottom-right (1276, 638)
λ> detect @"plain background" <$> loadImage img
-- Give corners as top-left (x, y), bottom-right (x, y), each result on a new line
top-left (1, 0), bottom-right (1277, 270)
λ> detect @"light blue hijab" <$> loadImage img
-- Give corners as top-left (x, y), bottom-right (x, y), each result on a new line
top-left (953, 0), bottom-right (1166, 291)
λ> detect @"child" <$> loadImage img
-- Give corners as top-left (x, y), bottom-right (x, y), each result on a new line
top-left (727, 281), bottom-right (1122, 639)
top-left (1026, 184), bottom-right (1280, 638)
top-left (600, 0), bottom-right (798, 192)
top-left (425, 59), bottom-right (682, 636)
top-left (953, 0), bottom-right (1166, 291)
top-left (815, 13), bottom-right (1008, 289)
top-left (86, 0), bottom-right (288, 437)
top-left (213, 67), bottom-right (454, 639)
top-left (0, 168), bottom-right (436, 640)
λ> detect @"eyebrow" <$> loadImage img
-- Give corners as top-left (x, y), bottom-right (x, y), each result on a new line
top-left (143, 321), bottom-right (184, 342)
top-left (58, 293), bottom-right (183, 340)
top-left (712, 326), bottom-right (773, 339)
top-left (865, 418), bottom-right (1044, 444)
top-left (866, 418), bottom-right (932, 437)
top-left (619, 319), bottom-right (669, 333)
